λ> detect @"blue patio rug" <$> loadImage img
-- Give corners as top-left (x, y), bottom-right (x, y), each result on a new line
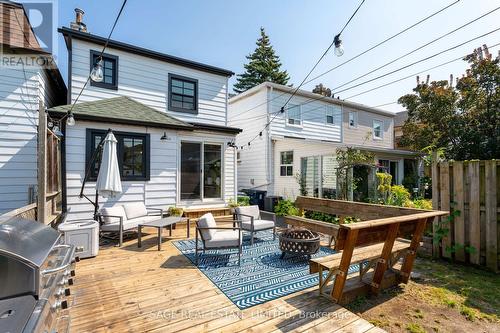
top-left (172, 231), bottom-right (359, 309)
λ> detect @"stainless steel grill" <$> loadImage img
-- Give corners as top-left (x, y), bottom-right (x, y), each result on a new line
top-left (0, 216), bottom-right (77, 333)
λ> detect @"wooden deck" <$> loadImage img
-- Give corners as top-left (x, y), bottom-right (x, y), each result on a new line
top-left (69, 226), bottom-right (386, 332)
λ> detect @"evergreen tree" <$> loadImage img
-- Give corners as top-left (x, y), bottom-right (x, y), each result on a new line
top-left (234, 27), bottom-right (290, 93)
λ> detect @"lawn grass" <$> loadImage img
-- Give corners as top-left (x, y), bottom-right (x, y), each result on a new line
top-left (345, 257), bottom-right (500, 332)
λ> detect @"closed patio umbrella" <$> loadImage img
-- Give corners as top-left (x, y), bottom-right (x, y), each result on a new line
top-left (96, 132), bottom-right (122, 198)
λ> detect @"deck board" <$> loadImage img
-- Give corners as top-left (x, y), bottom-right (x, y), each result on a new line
top-left (69, 226), bottom-right (384, 332)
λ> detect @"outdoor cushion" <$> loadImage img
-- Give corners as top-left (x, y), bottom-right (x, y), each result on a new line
top-left (123, 202), bottom-right (148, 220)
top-left (100, 206), bottom-right (127, 225)
top-left (235, 205), bottom-right (260, 222)
top-left (205, 230), bottom-right (241, 248)
top-left (241, 219), bottom-right (275, 231)
top-left (197, 213), bottom-right (217, 240)
top-left (101, 218), bottom-right (138, 232)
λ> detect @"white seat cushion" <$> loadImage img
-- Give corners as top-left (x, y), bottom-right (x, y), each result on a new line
top-left (197, 213), bottom-right (217, 240)
top-left (100, 206), bottom-right (127, 225)
top-left (235, 205), bottom-right (260, 222)
top-left (123, 202), bottom-right (148, 220)
top-left (241, 219), bottom-right (274, 231)
top-left (205, 230), bottom-right (241, 248)
top-left (101, 218), bottom-right (138, 232)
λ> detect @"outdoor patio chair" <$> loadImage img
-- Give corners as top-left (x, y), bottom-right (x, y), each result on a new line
top-left (97, 202), bottom-right (163, 247)
top-left (195, 213), bottom-right (242, 265)
top-left (234, 205), bottom-right (276, 245)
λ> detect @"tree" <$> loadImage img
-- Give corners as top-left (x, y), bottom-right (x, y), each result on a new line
top-left (233, 27), bottom-right (289, 93)
top-left (398, 45), bottom-right (499, 160)
top-left (312, 83), bottom-right (332, 97)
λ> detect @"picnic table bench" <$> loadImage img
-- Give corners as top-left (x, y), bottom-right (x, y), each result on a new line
top-left (285, 196), bottom-right (448, 304)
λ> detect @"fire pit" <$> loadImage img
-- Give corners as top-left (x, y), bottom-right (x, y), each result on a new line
top-left (279, 229), bottom-right (320, 259)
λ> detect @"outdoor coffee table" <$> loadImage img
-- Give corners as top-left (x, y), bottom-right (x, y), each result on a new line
top-left (137, 216), bottom-right (186, 250)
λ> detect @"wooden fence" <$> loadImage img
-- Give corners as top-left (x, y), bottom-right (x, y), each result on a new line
top-left (432, 160), bottom-right (499, 272)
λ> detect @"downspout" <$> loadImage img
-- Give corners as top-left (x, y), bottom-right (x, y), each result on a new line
top-left (266, 85), bottom-right (273, 195)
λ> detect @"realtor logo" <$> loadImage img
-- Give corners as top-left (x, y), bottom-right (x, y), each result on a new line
top-left (1, 0), bottom-right (58, 66)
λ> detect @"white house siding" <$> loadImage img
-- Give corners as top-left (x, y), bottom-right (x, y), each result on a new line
top-left (65, 121), bottom-right (236, 221)
top-left (273, 138), bottom-right (342, 199)
top-left (268, 89), bottom-right (342, 142)
top-left (0, 64), bottom-right (60, 214)
top-left (228, 88), bottom-right (269, 192)
top-left (342, 105), bottom-right (393, 149)
top-left (70, 40), bottom-right (228, 126)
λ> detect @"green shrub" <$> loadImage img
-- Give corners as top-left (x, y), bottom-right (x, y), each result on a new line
top-left (387, 185), bottom-right (412, 207)
top-left (227, 196), bottom-right (250, 208)
top-left (412, 198), bottom-right (433, 210)
top-left (167, 206), bottom-right (183, 216)
top-left (305, 211), bottom-right (337, 223)
top-left (274, 199), bottom-right (299, 217)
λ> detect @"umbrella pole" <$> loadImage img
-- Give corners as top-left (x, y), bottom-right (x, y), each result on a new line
top-left (79, 129), bottom-right (112, 220)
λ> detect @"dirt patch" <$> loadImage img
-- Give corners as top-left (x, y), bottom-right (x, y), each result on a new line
top-left (344, 258), bottom-right (500, 333)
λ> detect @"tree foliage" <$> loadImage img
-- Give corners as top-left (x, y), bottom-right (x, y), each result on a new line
top-left (233, 27), bottom-right (290, 93)
top-left (398, 46), bottom-right (499, 160)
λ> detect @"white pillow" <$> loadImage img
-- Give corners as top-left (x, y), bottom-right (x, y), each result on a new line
top-left (100, 206), bottom-right (127, 225)
top-left (123, 202), bottom-right (148, 220)
top-left (197, 213), bottom-right (217, 240)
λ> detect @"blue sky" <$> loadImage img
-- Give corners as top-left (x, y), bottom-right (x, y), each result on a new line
top-left (53, 0), bottom-right (500, 113)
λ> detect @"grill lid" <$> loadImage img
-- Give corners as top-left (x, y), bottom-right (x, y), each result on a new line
top-left (0, 216), bottom-right (61, 267)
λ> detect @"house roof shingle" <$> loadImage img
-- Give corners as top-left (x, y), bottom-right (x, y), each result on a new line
top-left (48, 96), bottom-right (194, 130)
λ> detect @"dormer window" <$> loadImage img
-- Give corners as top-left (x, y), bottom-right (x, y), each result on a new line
top-left (90, 50), bottom-right (118, 90)
top-left (169, 74), bottom-right (198, 114)
top-left (373, 120), bottom-right (383, 139)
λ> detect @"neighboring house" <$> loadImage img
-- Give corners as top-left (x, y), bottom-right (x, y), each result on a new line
top-left (0, 1), bottom-right (66, 214)
top-left (228, 82), bottom-right (418, 200)
top-left (394, 110), bottom-right (408, 150)
top-left (51, 12), bottom-right (240, 220)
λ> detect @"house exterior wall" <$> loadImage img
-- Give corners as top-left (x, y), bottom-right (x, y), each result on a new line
top-left (0, 65), bottom-right (61, 214)
top-left (70, 39), bottom-right (229, 126)
top-left (228, 88), bottom-right (269, 192)
top-left (65, 121), bottom-right (236, 220)
top-left (268, 89), bottom-right (342, 142)
top-left (342, 105), bottom-right (394, 148)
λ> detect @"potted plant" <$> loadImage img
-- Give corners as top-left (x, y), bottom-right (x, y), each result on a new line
top-left (167, 206), bottom-right (183, 217)
top-left (227, 195), bottom-right (250, 214)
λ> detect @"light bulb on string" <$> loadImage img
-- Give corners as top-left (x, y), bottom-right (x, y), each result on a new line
top-left (334, 34), bottom-right (344, 57)
top-left (90, 58), bottom-right (104, 82)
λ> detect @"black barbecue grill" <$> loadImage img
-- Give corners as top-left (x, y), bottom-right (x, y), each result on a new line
top-left (0, 216), bottom-right (77, 333)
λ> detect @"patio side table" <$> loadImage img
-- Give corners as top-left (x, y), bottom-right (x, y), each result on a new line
top-left (138, 216), bottom-right (186, 250)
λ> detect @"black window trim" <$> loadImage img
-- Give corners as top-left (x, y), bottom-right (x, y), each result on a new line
top-left (89, 50), bottom-right (119, 90)
top-left (168, 73), bottom-right (198, 114)
top-left (85, 129), bottom-right (150, 181)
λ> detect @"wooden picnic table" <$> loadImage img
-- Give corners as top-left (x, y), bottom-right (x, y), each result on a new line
top-left (285, 196), bottom-right (448, 304)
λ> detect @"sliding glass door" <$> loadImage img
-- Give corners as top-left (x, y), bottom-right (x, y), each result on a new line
top-left (180, 141), bottom-right (223, 201)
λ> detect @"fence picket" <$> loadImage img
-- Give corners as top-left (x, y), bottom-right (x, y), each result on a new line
top-left (440, 162), bottom-right (451, 258)
top-left (431, 156), bottom-right (440, 258)
top-left (468, 161), bottom-right (481, 265)
top-left (485, 161), bottom-right (498, 272)
top-left (453, 161), bottom-right (465, 262)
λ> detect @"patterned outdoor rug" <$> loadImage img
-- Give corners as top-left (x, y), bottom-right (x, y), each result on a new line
top-left (172, 231), bottom-right (359, 309)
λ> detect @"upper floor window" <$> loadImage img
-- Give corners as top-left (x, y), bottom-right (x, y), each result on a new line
top-left (90, 50), bottom-right (118, 90)
top-left (280, 151), bottom-right (294, 176)
top-left (373, 120), bottom-right (383, 139)
top-left (87, 129), bottom-right (150, 181)
top-left (168, 74), bottom-right (198, 114)
top-left (348, 111), bottom-right (357, 128)
top-left (326, 105), bottom-right (340, 125)
top-left (287, 104), bottom-right (301, 126)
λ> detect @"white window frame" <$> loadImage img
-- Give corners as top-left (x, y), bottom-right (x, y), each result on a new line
top-left (373, 119), bottom-right (384, 140)
top-left (177, 138), bottom-right (225, 205)
top-left (325, 105), bottom-right (336, 125)
top-left (286, 104), bottom-right (302, 127)
top-left (348, 111), bottom-right (357, 128)
top-left (280, 151), bottom-right (294, 177)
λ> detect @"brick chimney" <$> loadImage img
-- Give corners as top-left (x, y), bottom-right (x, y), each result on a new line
top-left (70, 8), bottom-right (87, 32)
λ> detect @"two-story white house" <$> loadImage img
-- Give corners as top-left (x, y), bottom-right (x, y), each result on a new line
top-left (228, 82), bottom-right (418, 201)
top-left (50, 13), bottom-right (240, 220)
